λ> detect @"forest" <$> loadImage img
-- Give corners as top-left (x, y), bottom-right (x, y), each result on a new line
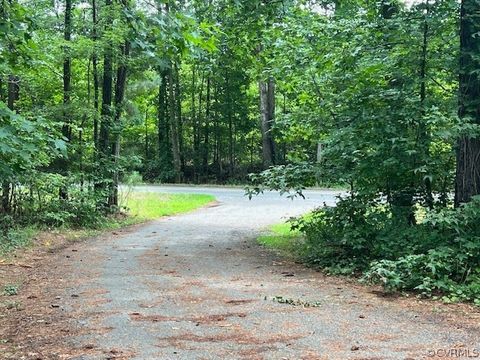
top-left (1, 0), bottom-right (480, 305)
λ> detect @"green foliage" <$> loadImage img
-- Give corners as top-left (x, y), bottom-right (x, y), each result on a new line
top-left (364, 197), bottom-right (480, 302)
top-left (291, 195), bottom-right (386, 274)
top-left (283, 194), bottom-right (480, 303)
top-left (246, 163), bottom-right (317, 199)
top-left (243, 0), bottom-right (480, 305)
top-left (0, 103), bottom-right (64, 180)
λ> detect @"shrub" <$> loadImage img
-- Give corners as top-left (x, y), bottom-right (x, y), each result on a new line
top-left (293, 194), bottom-right (480, 303)
top-left (364, 197), bottom-right (480, 302)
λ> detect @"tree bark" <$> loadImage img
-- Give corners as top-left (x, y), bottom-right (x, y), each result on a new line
top-left (203, 76), bottom-right (211, 177)
top-left (260, 77), bottom-right (276, 168)
top-left (226, 71), bottom-right (234, 176)
top-left (455, 0), bottom-right (480, 206)
top-left (157, 70), bottom-right (170, 164)
top-left (145, 108), bottom-right (149, 159)
top-left (174, 63), bottom-right (184, 172)
top-left (418, 0), bottom-right (433, 209)
top-left (109, 41), bottom-right (130, 207)
top-left (59, 0), bottom-right (72, 201)
top-left (99, 0), bottom-right (113, 158)
top-left (96, 0), bottom-right (113, 208)
top-left (92, 0), bottom-right (100, 150)
top-left (169, 66), bottom-right (182, 183)
top-left (62, 0), bottom-right (72, 142)
top-left (2, 76), bottom-right (18, 215)
top-left (192, 64), bottom-right (199, 182)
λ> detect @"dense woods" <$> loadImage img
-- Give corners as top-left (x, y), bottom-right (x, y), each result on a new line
top-left (1, 0), bottom-right (480, 303)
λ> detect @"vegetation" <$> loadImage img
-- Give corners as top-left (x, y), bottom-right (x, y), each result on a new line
top-left (1, 0), bottom-right (480, 303)
top-left (124, 192), bottom-right (215, 221)
top-left (0, 192), bottom-right (214, 255)
top-left (258, 222), bottom-right (301, 256)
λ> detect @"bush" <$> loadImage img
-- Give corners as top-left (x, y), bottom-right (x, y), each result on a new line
top-left (293, 194), bottom-right (480, 304)
top-left (34, 191), bottom-right (104, 229)
top-left (292, 194), bottom-right (392, 274)
top-left (364, 197), bottom-right (480, 303)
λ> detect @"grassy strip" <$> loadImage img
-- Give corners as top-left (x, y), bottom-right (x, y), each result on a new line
top-left (257, 222), bottom-right (304, 258)
top-left (0, 192), bottom-right (215, 257)
top-left (121, 192), bottom-right (215, 222)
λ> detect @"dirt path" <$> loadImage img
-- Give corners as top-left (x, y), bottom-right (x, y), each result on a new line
top-left (1, 187), bottom-right (479, 360)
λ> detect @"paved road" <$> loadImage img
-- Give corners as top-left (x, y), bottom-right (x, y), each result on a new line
top-left (61, 186), bottom-right (477, 359)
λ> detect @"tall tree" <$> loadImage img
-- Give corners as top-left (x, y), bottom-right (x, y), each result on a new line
top-left (59, 0), bottom-right (73, 200)
top-left (260, 77), bottom-right (276, 167)
top-left (63, 0), bottom-right (72, 142)
top-left (92, 0), bottom-right (100, 149)
top-left (455, 0), bottom-right (480, 205)
top-left (110, 40), bottom-right (130, 206)
top-left (169, 65), bottom-right (182, 183)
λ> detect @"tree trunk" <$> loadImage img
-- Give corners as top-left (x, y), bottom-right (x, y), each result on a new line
top-left (100, 0), bottom-right (113, 157)
top-left (192, 64), bottom-right (199, 182)
top-left (174, 63), bottom-right (184, 172)
top-left (62, 0), bottom-right (72, 142)
top-left (59, 0), bottom-right (72, 201)
top-left (455, 0), bottom-right (480, 206)
top-left (260, 77), bottom-right (276, 168)
top-left (145, 109), bottom-right (149, 160)
top-left (92, 0), bottom-right (100, 150)
top-left (226, 71), bottom-right (234, 176)
top-left (2, 76), bottom-right (19, 214)
top-left (109, 41), bottom-right (130, 207)
top-left (418, 0), bottom-right (433, 209)
top-left (157, 70), bottom-right (170, 166)
top-left (169, 66), bottom-right (182, 183)
top-left (96, 0), bottom-right (113, 208)
top-left (203, 76), bottom-right (211, 177)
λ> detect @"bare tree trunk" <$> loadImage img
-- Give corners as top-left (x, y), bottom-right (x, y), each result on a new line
top-left (99, 0), bottom-right (113, 157)
top-left (203, 76), bottom-right (211, 177)
top-left (157, 70), bottom-right (170, 164)
top-left (62, 0), bottom-right (72, 142)
top-left (174, 63), bottom-right (184, 172)
top-left (226, 69), bottom-right (234, 176)
top-left (92, 0), bottom-right (100, 150)
top-left (2, 76), bottom-right (19, 215)
top-left (59, 0), bottom-right (72, 200)
top-left (96, 0), bottom-right (113, 208)
top-left (455, 0), bottom-right (480, 206)
top-left (145, 109), bottom-right (149, 160)
top-left (260, 77), bottom-right (276, 168)
top-left (169, 66), bottom-right (182, 183)
top-left (109, 41), bottom-right (130, 207)
top-left (192, 64), bottom-right (199, 182)
top-left (418, 0), bottom-right (433, 209)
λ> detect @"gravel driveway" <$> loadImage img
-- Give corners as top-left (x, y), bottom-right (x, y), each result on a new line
top-left (16, 186), bottom-right (479, 359)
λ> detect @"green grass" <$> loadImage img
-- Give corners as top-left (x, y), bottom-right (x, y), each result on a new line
top-left (120, 192), bottom-right (215, 222)
top-left (79, 192), bottom-right (215, 232)
top-left (258, 222), bottom-right (303, 257)
top-left (0, 192), bottom-right (215, 258)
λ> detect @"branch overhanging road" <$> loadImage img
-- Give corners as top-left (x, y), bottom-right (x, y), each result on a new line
top-left (57, 186), bottom-right (478, 359)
